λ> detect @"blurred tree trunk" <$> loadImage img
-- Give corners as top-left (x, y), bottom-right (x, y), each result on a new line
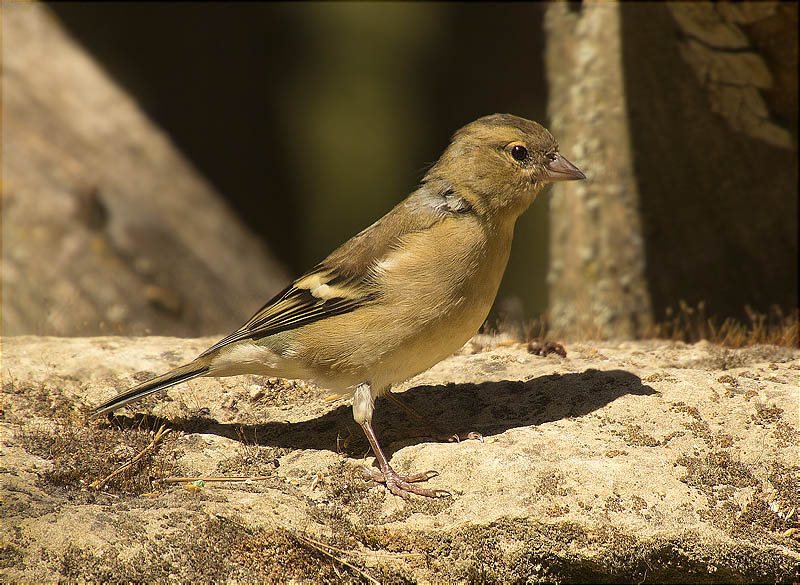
top-left (545, 2), bottom-right (797, 339)
top-left (2, 3), bottom-right (288, 337)
top-left (545, 3), bottom-right (653, 339)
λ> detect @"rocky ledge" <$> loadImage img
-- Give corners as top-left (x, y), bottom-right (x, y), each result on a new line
top-left (1, 336), bottom-right (797, 583)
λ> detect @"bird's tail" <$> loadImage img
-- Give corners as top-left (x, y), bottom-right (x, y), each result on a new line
top-left (93, 361), bottom-right (211, 417)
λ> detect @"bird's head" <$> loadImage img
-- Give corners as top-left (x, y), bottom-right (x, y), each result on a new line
top-left (426, 113), bottom-right (585, 218)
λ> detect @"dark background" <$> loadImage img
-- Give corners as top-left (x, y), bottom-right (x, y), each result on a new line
top-left (41, 2), bottom-right (798, 332)
top-left (48, 2), bottom-right (552, 318)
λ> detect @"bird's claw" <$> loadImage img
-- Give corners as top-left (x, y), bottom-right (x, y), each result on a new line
top-left (362, 466), bottom-right (450, 499)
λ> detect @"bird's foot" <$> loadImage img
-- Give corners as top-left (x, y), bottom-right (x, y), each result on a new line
top-left (362, 466), bottom-right (450, 499)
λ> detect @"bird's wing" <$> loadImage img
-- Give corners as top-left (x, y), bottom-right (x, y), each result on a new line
top-left (198, 265), bottom-right (378, 357)
top-left (199, 185), bottom-right (469, 357)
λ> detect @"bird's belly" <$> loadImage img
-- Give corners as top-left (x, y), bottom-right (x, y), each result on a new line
top-left (367, 298), bottom-right (488, 391)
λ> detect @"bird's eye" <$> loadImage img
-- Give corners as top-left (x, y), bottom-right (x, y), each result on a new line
top-left (510, 145), bottom-right (528, 162)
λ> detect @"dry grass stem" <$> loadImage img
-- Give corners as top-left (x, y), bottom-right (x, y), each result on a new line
top-left (89, 423), bottom-right (171, 490)
top-left (158, 475), bottom-right (273, 483)
top-left (523, 304), bottom-right (798, 347)
top-left (293, 534), bottom-right (380, 585)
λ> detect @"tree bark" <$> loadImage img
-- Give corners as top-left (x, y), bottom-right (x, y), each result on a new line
top-left (545, 2), bottom-right (797, 339)
top-left (621, 2), bottom-right (797, 324)
top-left (545, 2), bottom-right (653, 339)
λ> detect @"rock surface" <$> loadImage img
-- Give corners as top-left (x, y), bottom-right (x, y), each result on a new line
top-left (1, 336), bottom-right (798, 582)
top-left (2, 2), bottom-right (287, 337)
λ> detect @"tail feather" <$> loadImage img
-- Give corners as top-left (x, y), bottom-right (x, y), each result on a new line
top-left (94, 362), bottom-right (211, 417)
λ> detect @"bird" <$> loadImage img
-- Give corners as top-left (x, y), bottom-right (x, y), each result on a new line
top-left (94, 113), bottom-right (585, 499)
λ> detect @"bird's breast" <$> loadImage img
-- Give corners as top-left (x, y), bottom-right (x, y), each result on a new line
top-left (288, 215), bottom-right (515, 391)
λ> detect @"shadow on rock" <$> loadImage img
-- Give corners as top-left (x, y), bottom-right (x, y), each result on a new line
top-left (111, 369), bottom-right (655, 457)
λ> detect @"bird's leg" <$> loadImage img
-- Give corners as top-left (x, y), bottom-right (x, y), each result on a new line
top-left (353, 383), bottom-right (449, 499)
top-left (359, 420), bottom-right (449, 499)
top-left (385, 392), bottom-right (483, 443)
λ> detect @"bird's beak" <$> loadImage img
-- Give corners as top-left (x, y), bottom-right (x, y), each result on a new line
top-left (545, 153), bottom-right (586, 181)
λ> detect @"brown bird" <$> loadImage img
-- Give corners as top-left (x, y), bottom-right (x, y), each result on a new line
top-left (95, 114), bottom-right (585, 498)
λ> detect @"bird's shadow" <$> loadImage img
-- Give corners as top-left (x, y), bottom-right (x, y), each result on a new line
top-left (114, 369), bottom-right (655, 458)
